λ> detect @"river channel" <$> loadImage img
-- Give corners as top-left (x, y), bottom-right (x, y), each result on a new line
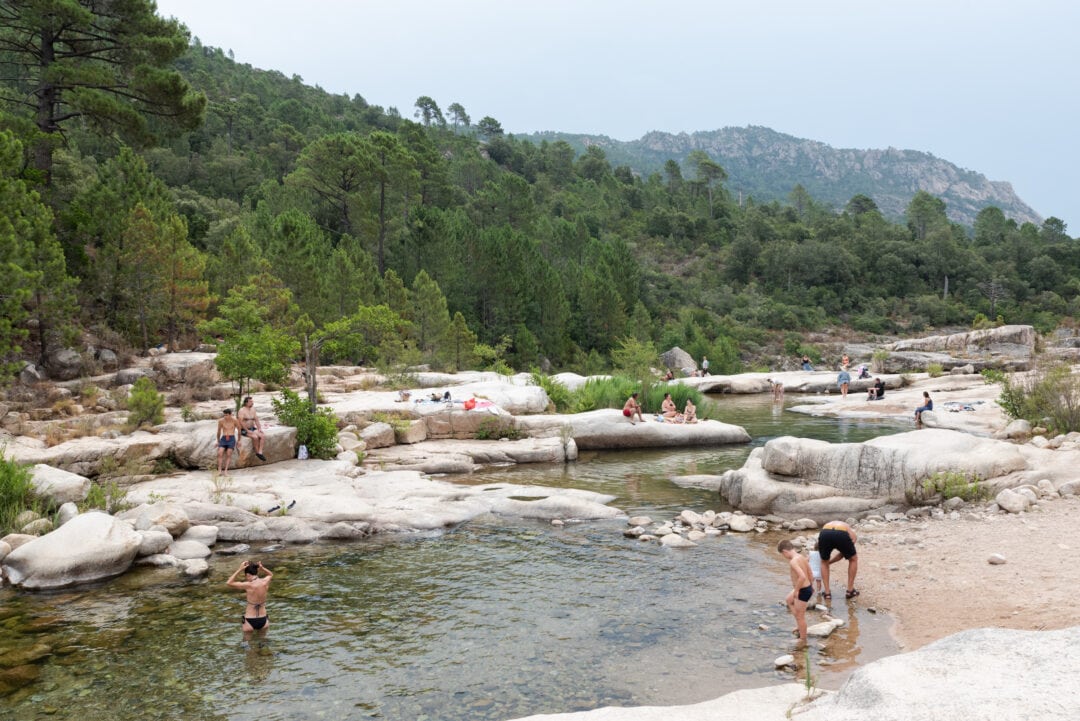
top-left (0, 395), bottom-right (911, 721)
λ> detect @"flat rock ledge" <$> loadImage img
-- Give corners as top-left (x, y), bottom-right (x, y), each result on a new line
top-left (504, 625), bottom-right (1080, 721)
top-left (515, 410), bottom-right (750, 450)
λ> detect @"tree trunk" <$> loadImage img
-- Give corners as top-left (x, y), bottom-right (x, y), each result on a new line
top-left (305, 337), bottom-right (320, 412)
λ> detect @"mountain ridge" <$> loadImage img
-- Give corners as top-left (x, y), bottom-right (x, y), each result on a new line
top-left (525, 125), bottom-right (1040, 227)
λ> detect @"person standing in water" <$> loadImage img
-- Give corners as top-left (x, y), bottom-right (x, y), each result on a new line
top-left (777, 540), bottom-right (813, 644)
top-left (227, 560), bottom-right (273, 635)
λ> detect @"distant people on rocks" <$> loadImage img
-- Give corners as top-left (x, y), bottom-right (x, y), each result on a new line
top-left (663, 369), bottom-right (675, 381)
top-left (800, 355), bottom-right (814, 371)
top-left (867, 377), bottom-right (885, 401)
top-left (216, 408), bottom-right (242, 476)
top-left (622, 392), bottom-right (644, 425)
top-left (837, 366), bottom-right (851, 399)
top-left (238, 396), bottom-right (267, 462)
top-left (701, 356), bottom-right (709, 375)
top-left (817, 520), bottom-right (859, 601)
top-left (856, 364), bottom-right (871, 380)
top-left (915, 391), bottom-right (933, 422)
top-left (661, 392), bottom-right (678, 420)
top-left (841, 353), bottom-right (850, 368)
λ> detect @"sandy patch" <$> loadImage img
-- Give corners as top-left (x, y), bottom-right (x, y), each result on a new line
top-left (854, 495), bottom-right (1077, 650)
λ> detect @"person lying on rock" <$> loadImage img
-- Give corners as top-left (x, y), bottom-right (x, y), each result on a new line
top-left (227, 560), bottom-right (273, 637)
top-left (777, 540), bottom-right (812, 645)
top-left (817, 521), bottom-right (859, 600)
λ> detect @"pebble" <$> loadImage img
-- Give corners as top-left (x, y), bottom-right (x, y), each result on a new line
top-left (988, 553), bottom-right (1007, 565)
top-left (774, 654), bottom-right (795, 667)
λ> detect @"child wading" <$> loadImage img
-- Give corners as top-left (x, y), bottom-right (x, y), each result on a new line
top-left (777, 539), bottom-right (813, 644)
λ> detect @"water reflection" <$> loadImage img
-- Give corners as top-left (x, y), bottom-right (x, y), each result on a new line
top-left (0, 394), bottom-right (906, 721)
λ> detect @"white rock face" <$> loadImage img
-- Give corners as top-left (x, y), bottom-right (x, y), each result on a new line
top-left (2, 511), bottom-right (140, 589)
top-left (360, 422), bottom-right (396, 449)
top-left (167, 539), bottom-right (211, 560)
top-left (136, 530), bottom-right (173, 557)
top-left (30, 464), bottom-right (91, 504)
top-left (797, 626), bottom-right (1080, 721)
top-left (122, 503), bottom-right (191, 536)
top-left (56, 502), bottom-right (79, 526)
top-left (995, 488), bottom-right (1029, 514)
top-left (177, 525), bottom-right (219, 546)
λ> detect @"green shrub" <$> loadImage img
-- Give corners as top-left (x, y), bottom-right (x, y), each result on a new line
top-left (981, 368), bottom-right (1006, 385)
top-left (272, 388), bottom-right (339, 460)
top-left (917, 471), bottom-right (989, 503)
top-left (126, 377), bottom-right (165, 430)
top-left (474, 417), bottom-right (520, 440)
top-left (0, 451), bottom-right (41, 535)
top-left (926, 363), bottom-right (944, 378)
top-left (566, 377), bottom-right (641, 414)
top-left (870, 349), bottom-right (889, 373)
top-left (530, 371), bottom-right (571, 412)
top-left (997, 362), bottom-right (1080, 434)
top-left (79, 480), bottom-right (131, 514)
top-left (642, 385), bottom-right (710, 420)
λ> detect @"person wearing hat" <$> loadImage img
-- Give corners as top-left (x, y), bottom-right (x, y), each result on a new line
top-left (216, 407), bottom-right (243, 476)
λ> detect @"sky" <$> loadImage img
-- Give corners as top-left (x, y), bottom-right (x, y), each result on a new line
top-left (155, 0), bottom-right (1079, 232)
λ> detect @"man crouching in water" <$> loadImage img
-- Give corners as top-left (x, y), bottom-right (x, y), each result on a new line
top-left (227, 560), bottom-right (273, 637)
top-left (778, 540), bottom-right (813, 645)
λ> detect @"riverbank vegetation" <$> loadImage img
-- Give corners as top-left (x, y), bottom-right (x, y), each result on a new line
top-left (0, 2), bottom-right (1076, 392)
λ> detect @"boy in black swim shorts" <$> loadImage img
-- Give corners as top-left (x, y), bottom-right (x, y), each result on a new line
top-left (818, 521), bottom-right (859, 600)
top-left (777, 539), bottom-right (813, 644)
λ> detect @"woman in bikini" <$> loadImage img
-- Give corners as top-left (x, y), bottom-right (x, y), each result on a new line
top-left (227, 560), bottom-right (273, 635)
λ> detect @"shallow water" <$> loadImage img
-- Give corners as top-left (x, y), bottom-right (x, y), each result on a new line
top-left (0, 395), bottom-right (908, 720)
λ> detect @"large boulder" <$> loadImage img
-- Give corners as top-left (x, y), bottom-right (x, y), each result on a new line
top-left (30, 464), bottom-right (91, 504)
top-left (659, 346), bottom-right (696, 372)
top-left (2, 511), bottom-right (140, 589)
top-left (711, 428), bottom-right (1073, 518)
top-left (797, 626), bottom-right (1080, 721)
top-left (47, 348), bottom-right (84, 381)
top-left (163, 419), bottom-right (297, 469)
top-left (360, 422), bottom-right (395, 449)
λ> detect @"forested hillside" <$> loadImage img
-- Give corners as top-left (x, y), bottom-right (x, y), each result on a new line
top-left (0, 5), bottom-right (1076, 388)
top-left (527, 127), bottom-right (1042, 228)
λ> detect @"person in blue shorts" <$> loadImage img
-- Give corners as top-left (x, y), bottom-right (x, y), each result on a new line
top-left (915, 391), bottom-right (933, 423)
top-left (216, 408), bottom-right (242, 476)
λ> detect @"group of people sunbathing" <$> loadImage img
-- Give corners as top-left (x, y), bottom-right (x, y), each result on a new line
top-left (622, 392), bottom-right (697, 424)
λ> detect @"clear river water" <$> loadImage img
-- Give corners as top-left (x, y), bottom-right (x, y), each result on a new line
top-left (0, 395), bottom-right (911, 721)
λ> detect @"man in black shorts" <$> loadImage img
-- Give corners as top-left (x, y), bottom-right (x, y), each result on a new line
top-left (818, 520), bottom-right (859, 600)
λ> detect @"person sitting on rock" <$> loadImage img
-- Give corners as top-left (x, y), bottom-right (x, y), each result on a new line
top-left (867, 377), bottom-right (885, 401)
top-left (622, 392), bottom-right (644, 425)
top-left (238, 396), bottom-right (267, 462)
top-left (660, 392), bottom-right (678, 420)
top-left (800, 355), bottom-right (814, 371)
top-left (915, 391), bottom-right (933, 422)
top-left (682, 398), bottom-right (697, 424)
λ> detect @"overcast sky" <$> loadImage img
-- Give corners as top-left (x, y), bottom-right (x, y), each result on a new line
top-left (156, 0), bottom-right (1079, 232)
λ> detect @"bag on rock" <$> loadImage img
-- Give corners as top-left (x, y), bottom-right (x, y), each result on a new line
top-left (297, 444), bottom-right (309, 460)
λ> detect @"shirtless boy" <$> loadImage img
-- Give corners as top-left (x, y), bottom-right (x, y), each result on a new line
top-left (216, 408), bottom-right (243, 476)
top-left (227, 560), bottom-right (273, 635)
top-left (238, 396), bottom-right (267, 461)
top-left (777, 539), bottom-right (813, 644)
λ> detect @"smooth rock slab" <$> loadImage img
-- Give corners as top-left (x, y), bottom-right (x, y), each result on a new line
top-left (797, 626), bottom-right (1080, 721)
top-left (30, 464), bottom-right (91, 505)
top-left (2, 512), bottom-right (140, 589)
